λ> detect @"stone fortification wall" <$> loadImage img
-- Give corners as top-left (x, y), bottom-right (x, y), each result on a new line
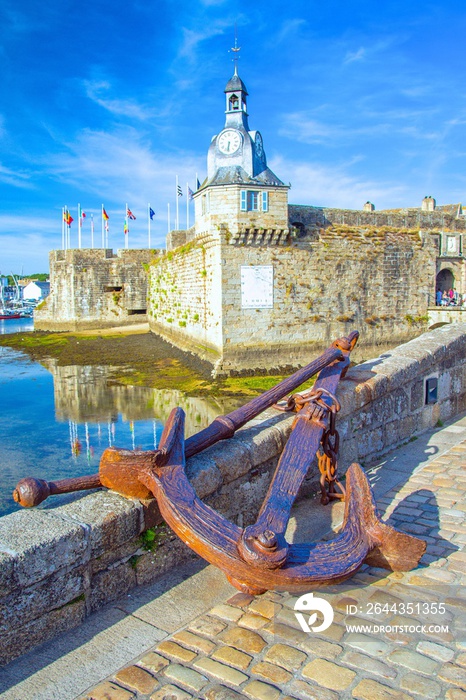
top-left (217, 226), bottom-right (438, 374)
top-left (289, 204), bottom-right (466, 233)
top-left (1, 323), bottom-right (466, 665)
top-left (34, 248), bottom-right (154, 331)
top-left (147, 233), bottom-right (224, 361)
top-left (148, 224), bottom-right (438, 375)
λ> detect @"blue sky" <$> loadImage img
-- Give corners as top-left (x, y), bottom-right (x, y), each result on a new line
top-left (1, 0), bottom-right (465, 274)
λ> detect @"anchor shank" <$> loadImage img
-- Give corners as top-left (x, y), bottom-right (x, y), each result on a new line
top-left (246, 354), bottom-right (348, 540)
top-left (238, 335), bottom-right (358, 569)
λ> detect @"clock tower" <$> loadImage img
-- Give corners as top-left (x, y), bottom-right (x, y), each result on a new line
top-left (194, 64), bottom-right (289, 239)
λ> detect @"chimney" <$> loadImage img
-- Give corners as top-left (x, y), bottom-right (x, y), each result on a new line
top-left (363, 201), bottom-right (375, 212)
top-left (421, 196), bottom-right (436, 211)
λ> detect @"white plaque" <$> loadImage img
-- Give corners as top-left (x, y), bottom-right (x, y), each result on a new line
top-left (447, 236), bottom-right (458, 253)
top-left (241, 265), bottom-right (274, 308)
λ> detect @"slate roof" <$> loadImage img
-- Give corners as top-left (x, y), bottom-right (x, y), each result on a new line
top-left (224, 73), bottom-right (248, 95)
top-left (203, 165), bottom-right (286, 188)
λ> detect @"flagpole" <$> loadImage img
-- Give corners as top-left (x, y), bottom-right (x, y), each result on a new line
top-left (65, 204), bottom-right (69, 249)
top-left (91, 214), bottom-right (94, 248)
top-left (77, 203), bottom-right (80, 249)
top-left (101, 205), bottom-right (105, 248)
top-left (176, 176), bottom-right (179, 230)
top-left (148, 203), bottom-right (151, 249)
top-left (62, 207), bottom-right (65, 250)
top-left (125, 202), bottom-right (129, 249)
top-left (186, 182), bottom-right (189, 229)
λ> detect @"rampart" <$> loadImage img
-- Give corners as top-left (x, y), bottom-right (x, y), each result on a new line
top-left (148, 225), bottom-right (440, 375)
top-left (34, 248), bottom-right (155, 331)
top-left (1, 324), bottom-right (466, 665)
top-left (288, 203), bottom-right (466, 233)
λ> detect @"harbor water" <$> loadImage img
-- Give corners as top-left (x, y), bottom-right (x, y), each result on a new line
top-left (0, 319), bottom-right (237, 517)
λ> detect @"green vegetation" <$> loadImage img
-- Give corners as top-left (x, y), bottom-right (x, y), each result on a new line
top-left (8, 272), bottom-right (48, 283)
top-left (405, 314), bottom-right (429, 325)
top-left (140, 525), bottom-right (168, 551)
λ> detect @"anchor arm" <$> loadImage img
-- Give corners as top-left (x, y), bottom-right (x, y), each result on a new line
top-left (138, 407), bottom-right (425, 595)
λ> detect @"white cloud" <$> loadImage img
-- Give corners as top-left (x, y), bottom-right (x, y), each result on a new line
top-left (278, 113), bottom-right (393, 144)
top-left (0, 227), bottom-right (57, 274)
top-left (272, 18), bottom-right (308, 44)
top-left (269, 155), bottom-right (406, 210)
top-left (344, 47), bottom-right (366, 64)
top-left (178, 22), bottom-right (229, 61)
top-left (0, 163), bottom-right (34, 189)
top-left (83, 80), bottom-right (157, 121)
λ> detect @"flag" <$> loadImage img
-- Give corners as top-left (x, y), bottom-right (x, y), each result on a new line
top-left (196, 177), bottom-right (201, 189)
top-left (102, 208), bottom-right (109, 220)
top-left (177, 185), bottom-right (183, 197)
top-left (149, 207), bottom-right (155, 220)
top-left (63, 210), bottom-right (73, 226)
top-left (81, 211), bottom-right (86, 219)
top-left (188, 187), bottom-right (194, 200)
top-left (126, 207), bottom-right (136, 220)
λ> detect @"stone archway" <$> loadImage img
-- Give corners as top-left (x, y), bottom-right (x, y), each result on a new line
top-left (436, 268), bottom-right (454, 293)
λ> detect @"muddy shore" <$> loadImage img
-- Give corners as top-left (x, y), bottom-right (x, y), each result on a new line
top-left (0, 327), bottom-right (292, 397)
top-left (0, 324), bottom-right (400, 397)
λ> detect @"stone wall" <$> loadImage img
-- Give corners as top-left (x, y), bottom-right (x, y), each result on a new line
top-left (148, 224), bottom-right (439, 375)
top-left (1, 323), bottom-right (466, 665)
top-left (148, 233), bottom-right (224, 361)
top-left (35, 249), bottom-right (155, 331)
top-left (288, 204), bottom-right (466, 233)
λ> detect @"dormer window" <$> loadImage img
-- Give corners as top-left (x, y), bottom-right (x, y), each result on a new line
top-left (229, 94), bottom-right (239, 111)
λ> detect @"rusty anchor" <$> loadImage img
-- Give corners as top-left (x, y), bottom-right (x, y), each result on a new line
top-left (13, 331), bottom-right (426, 594)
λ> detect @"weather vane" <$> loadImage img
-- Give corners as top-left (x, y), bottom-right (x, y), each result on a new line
top-left (229, 25), bottom-right (241, 73)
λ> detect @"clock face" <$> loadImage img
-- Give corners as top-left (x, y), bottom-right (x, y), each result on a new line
top-left (217, 129), bottom-right (242, 155)
top-left (255, 132), bottom-right (264, 158)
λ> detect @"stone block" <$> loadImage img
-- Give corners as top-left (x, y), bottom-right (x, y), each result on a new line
top-left (186, 455), bottom-right (223, 499)
top-left (163, 663), bottom-right (208, 692)
top-left (134, 536), bottom-right (194, 588)
top-left (90, 537), bottom-right (142, 576)
top-left (0, 551), bottom-right (16, 597)
top-left (0, 594), bottom-right (86, 665)
top-left (302, 658), bottom-right (356, 690)
top-left (90, 560), bottom-right (136, 613)
top-left (0, 509), bottom-right (87, 588)
top-left (57, 491), bottom-right (143, 558)
top-left (114, 665), bottom-right (159, 694)
top-left (0, 564), bottom-right (88, 633)
top-left (201, 439), bottom-right (253, 484)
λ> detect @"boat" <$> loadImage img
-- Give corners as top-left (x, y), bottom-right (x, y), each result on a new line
top-left (0, 312), bottom-right (22, 320)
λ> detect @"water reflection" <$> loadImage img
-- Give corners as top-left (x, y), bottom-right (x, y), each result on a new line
top-left (42, 359), bottom-right (236, 437)
top-left (0, 337), bottom-right (240, 517)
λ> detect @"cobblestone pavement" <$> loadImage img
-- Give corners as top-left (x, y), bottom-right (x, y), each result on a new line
top-left (79, 439), bottom-right (466, 700)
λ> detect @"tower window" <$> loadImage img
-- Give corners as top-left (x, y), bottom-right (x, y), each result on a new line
top-left (248, 191), bottom-right (259, 211)
top-left (240, 190), bottom-right (269, 212)
top-left (202, 192), bottom-right (210, 214)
